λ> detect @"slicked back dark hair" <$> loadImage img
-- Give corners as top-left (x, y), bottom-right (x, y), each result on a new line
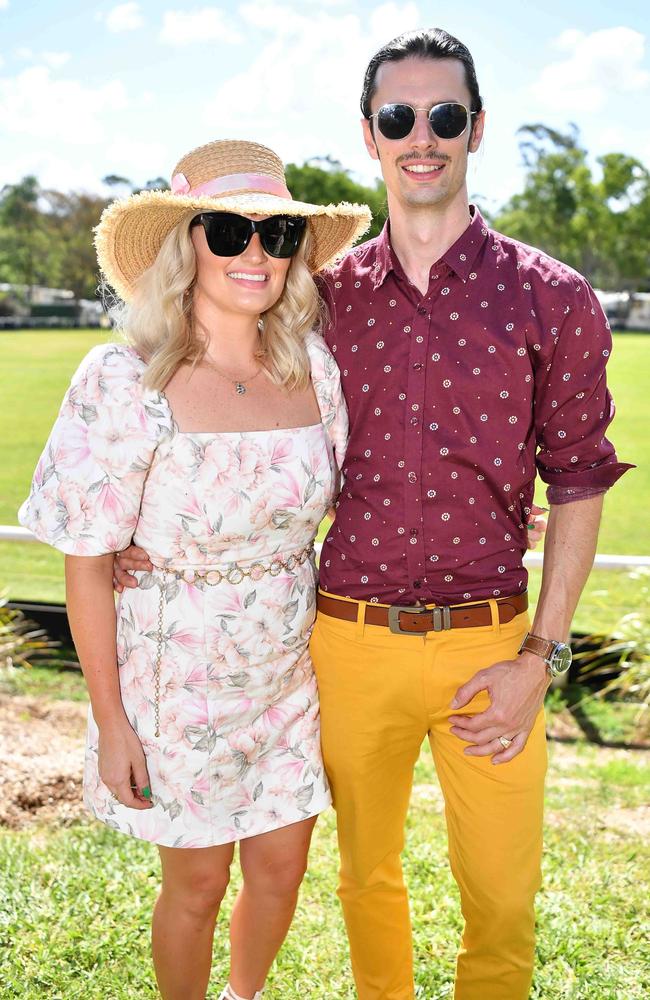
top-left (360, 28), bottom-right (484, 119)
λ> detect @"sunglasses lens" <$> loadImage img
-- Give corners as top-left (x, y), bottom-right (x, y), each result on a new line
top-left (376, 104), bottom-right (416, 140)
top-left (429, 103), bottom-right (469, 139)
top-left (259, 216), bottom-right (306, 258)
top-left (200, 213), bottom-right (252, 256)
top-left (195, 213), bottom-right (306, 259)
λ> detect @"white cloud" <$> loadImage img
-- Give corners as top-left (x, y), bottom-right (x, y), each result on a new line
top-left (0, 67), bottom-right (128, 144)
top-left (200, 2), bottom-right (419, 183)
top-left (159, 8), bottom-right (243, 45)
top-left (209, 2), bottom-right (419, 120)
top-left (0, 0), bottom-right (9, 9)
top-left (14, 48), bottom-right (71, 69)
top-left (103, 3), bottom-right (144, 33)
top-left (4, 149), bottom-right (107, 194)
top-left (532, 27), bottom-right (650, 112)
top-left (42, 52), bottom-right (71, 69)
top-left (103, 136), bottom-right (170, 185)
top-left (4, 137), bottom-right (172, 196)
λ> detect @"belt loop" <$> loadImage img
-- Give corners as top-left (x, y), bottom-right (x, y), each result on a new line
top-left (488, 598), bottom-right (501, 634)
top-left (356, 599), bottom-right (367, 639)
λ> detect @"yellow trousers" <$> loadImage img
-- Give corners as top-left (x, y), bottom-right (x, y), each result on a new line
top-left (310, 593), bottom-right (547, 1000)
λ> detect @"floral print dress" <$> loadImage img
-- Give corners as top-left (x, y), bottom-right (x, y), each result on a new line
top-left (19, 339), bottom-right (347, 848)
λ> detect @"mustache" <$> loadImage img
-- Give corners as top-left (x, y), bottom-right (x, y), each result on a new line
top-left (397, 150), bottom-right (451, 164)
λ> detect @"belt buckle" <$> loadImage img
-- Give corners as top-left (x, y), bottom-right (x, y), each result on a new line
top-left (387, 603), bottom-right (452, 635)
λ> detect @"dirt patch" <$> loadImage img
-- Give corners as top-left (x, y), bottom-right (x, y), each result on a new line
top-left (0, 694), bottom-right (87, 830)
top-left (598, 805), bottom-right (650, 837)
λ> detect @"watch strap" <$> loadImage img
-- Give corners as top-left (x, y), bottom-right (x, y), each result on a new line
top-left (519, 632), bottom-right (557, 662)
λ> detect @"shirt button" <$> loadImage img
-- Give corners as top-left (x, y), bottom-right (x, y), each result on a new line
top-left (413, 580), bottom-right (421, 589)
top-left (413, 362), bottom-right (423, 371)
top-left (417, 307), bottom-right (428, 316)
top-left (408, 472), bottom-right (417, 484)
top-left (410, 528), bottom-right (418, 536)
top-left (410, 416), bottom-right (418, 426)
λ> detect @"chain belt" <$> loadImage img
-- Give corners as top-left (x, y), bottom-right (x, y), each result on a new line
top-left (151, 544), bottom-right (314, 737)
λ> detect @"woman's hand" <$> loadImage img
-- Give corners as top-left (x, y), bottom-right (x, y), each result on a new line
top-left (113, 544), bottom-right (154, 592)
top-left (525, 504), bottom-right (548, 548)
top-left (98, 717), bottom-right (153, 809)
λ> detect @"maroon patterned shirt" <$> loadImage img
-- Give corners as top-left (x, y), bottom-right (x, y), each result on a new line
top-left (317, 207), bottom-right (631, 605)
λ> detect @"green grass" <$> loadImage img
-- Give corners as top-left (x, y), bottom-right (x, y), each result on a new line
top-left (2, 330), bottom-right (647, 997)
top-left (1, 329), bottom-right (111, 601)
top-left (0, 733), bottom-right (648, 999)
top-left (1, 330), bottom-right (648, 632)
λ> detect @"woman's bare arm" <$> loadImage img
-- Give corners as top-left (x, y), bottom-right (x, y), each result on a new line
top-left (65, 554), bottom-right (152, 809)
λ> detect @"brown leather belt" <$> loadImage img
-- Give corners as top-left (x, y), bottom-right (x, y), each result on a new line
top-left (316, 591), bottom-right (528, 635)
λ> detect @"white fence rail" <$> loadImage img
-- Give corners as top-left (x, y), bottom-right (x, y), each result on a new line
top-left (2, 525), bottom-right (649, 571)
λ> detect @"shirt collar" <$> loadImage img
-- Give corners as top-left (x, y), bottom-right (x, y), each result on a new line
top-left (441, 205), bottom-right (488, 281)
top-left (372, 205), bottom-right (489, 290)
top-left (370, 221), bottom-right (395, 290)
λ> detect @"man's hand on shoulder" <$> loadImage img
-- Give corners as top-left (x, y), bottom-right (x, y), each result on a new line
top-left (448, 652), bottom-right (550, 763)
top-left (113, 545), bottom-right (153, 592)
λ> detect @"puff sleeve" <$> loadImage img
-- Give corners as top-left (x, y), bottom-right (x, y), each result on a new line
top-left (306, 333), bottom-right (348, 471)
top-left (18, 343), bottom-right (173, 555)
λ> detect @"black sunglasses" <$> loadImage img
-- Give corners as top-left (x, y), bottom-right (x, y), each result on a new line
top-left (191, 212), bottom-right (307, 259)
top-left (369, 102), bottom-right (477, 141)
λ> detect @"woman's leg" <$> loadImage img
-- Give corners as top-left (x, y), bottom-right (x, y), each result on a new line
top-left (228, 816), bottom-right (318, 997)
top-left (153, 842), bottom-right (235, 1000)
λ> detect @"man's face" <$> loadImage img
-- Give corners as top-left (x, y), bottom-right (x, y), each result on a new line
top-left (362, 56), bottom-right (485, 211)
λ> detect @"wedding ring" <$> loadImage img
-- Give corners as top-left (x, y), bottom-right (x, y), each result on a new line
top-left (498, 736), bottom-right (513, 749)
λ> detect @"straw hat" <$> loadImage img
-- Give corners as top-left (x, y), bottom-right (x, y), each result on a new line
top-left (95, 139), bottom-right (372, 302)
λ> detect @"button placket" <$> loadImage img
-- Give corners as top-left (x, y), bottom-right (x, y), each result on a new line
top-left (404, 308), bottom-right (429, 590)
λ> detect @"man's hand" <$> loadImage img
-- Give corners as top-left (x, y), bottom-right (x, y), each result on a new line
top-left (448, 652), bottom-right (549, 763)
top-left (113, 544), bottom-right (153, 592)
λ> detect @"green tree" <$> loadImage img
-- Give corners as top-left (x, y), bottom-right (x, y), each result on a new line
top-left (493, 124), bottom-right (650, 290)
top-left (44, 190), bottom-right (110, 300)
top-left (0, 177), bottom-right (57, 298)
top-left (597, 153), bottom-right (650, 291)
top-left (285, 158), bottom-right (386, 239)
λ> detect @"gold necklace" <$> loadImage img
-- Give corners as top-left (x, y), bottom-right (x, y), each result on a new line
top-left (202, 358), bottom-right (265, 396)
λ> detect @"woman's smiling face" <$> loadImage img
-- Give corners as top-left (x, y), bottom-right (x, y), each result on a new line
top-left (191, 214), bottom-right (292, 320)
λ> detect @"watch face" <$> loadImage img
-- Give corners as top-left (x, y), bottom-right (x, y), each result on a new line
top-left (550, 643), bottom-right (572, 675)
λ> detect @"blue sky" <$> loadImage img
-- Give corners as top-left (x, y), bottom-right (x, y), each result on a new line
top-left (1, 0), bottom-right (649, 213)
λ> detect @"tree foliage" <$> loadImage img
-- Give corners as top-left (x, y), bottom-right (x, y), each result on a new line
top-left (285, 157), bottom-right (386, 239)
top-left (0, 135), bottom-right (647, 303)
top-left (492, 124), bottom-right (650, 290)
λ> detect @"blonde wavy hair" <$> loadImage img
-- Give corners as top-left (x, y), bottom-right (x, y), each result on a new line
top-left (110, 215), bottom-right (323, 392)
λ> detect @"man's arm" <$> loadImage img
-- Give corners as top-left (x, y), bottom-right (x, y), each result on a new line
top-left (448, 494), bottom-right (603, 763)
top-left (529, 493), bottom-right (603, 643)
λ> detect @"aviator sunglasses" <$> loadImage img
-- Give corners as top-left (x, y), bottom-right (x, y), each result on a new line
top-left (369, 102), bottom-right (477, 141)
top-left (191, 212), bottom-right (307, 259)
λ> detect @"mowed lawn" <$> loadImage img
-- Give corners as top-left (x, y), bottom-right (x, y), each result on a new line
top-left (1, 329), bottom-right (648, 630)
top-left (1, 669), bottom-right (649, 1000)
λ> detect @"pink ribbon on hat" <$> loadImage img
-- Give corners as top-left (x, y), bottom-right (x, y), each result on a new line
top-left (171, 171), bottom-right (292, 200)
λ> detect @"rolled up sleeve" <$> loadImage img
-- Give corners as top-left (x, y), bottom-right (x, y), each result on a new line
top-left (533, 276), bottom-right (634, 500)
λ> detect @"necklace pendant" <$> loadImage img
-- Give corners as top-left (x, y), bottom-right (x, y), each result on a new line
top-left (235, 382), bottom-right (246, 395)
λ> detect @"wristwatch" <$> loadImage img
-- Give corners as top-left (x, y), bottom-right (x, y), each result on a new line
top-left (518, 632), bottom-right (572, 677)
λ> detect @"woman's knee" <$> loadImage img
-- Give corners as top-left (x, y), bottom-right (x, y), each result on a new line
top-left (242, 852), bottom-right (309, 898)
top-left (161, 857), bottom-right (232, 919)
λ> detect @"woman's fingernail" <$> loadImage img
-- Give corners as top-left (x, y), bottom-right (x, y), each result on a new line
top-left (141, 785), bottom-right (151, 799)
top-left (526, 524), bottom-right (535, 531)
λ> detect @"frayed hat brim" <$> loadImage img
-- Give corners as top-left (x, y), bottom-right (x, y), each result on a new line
top-left (95, 188), bottom-right (372, 302)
